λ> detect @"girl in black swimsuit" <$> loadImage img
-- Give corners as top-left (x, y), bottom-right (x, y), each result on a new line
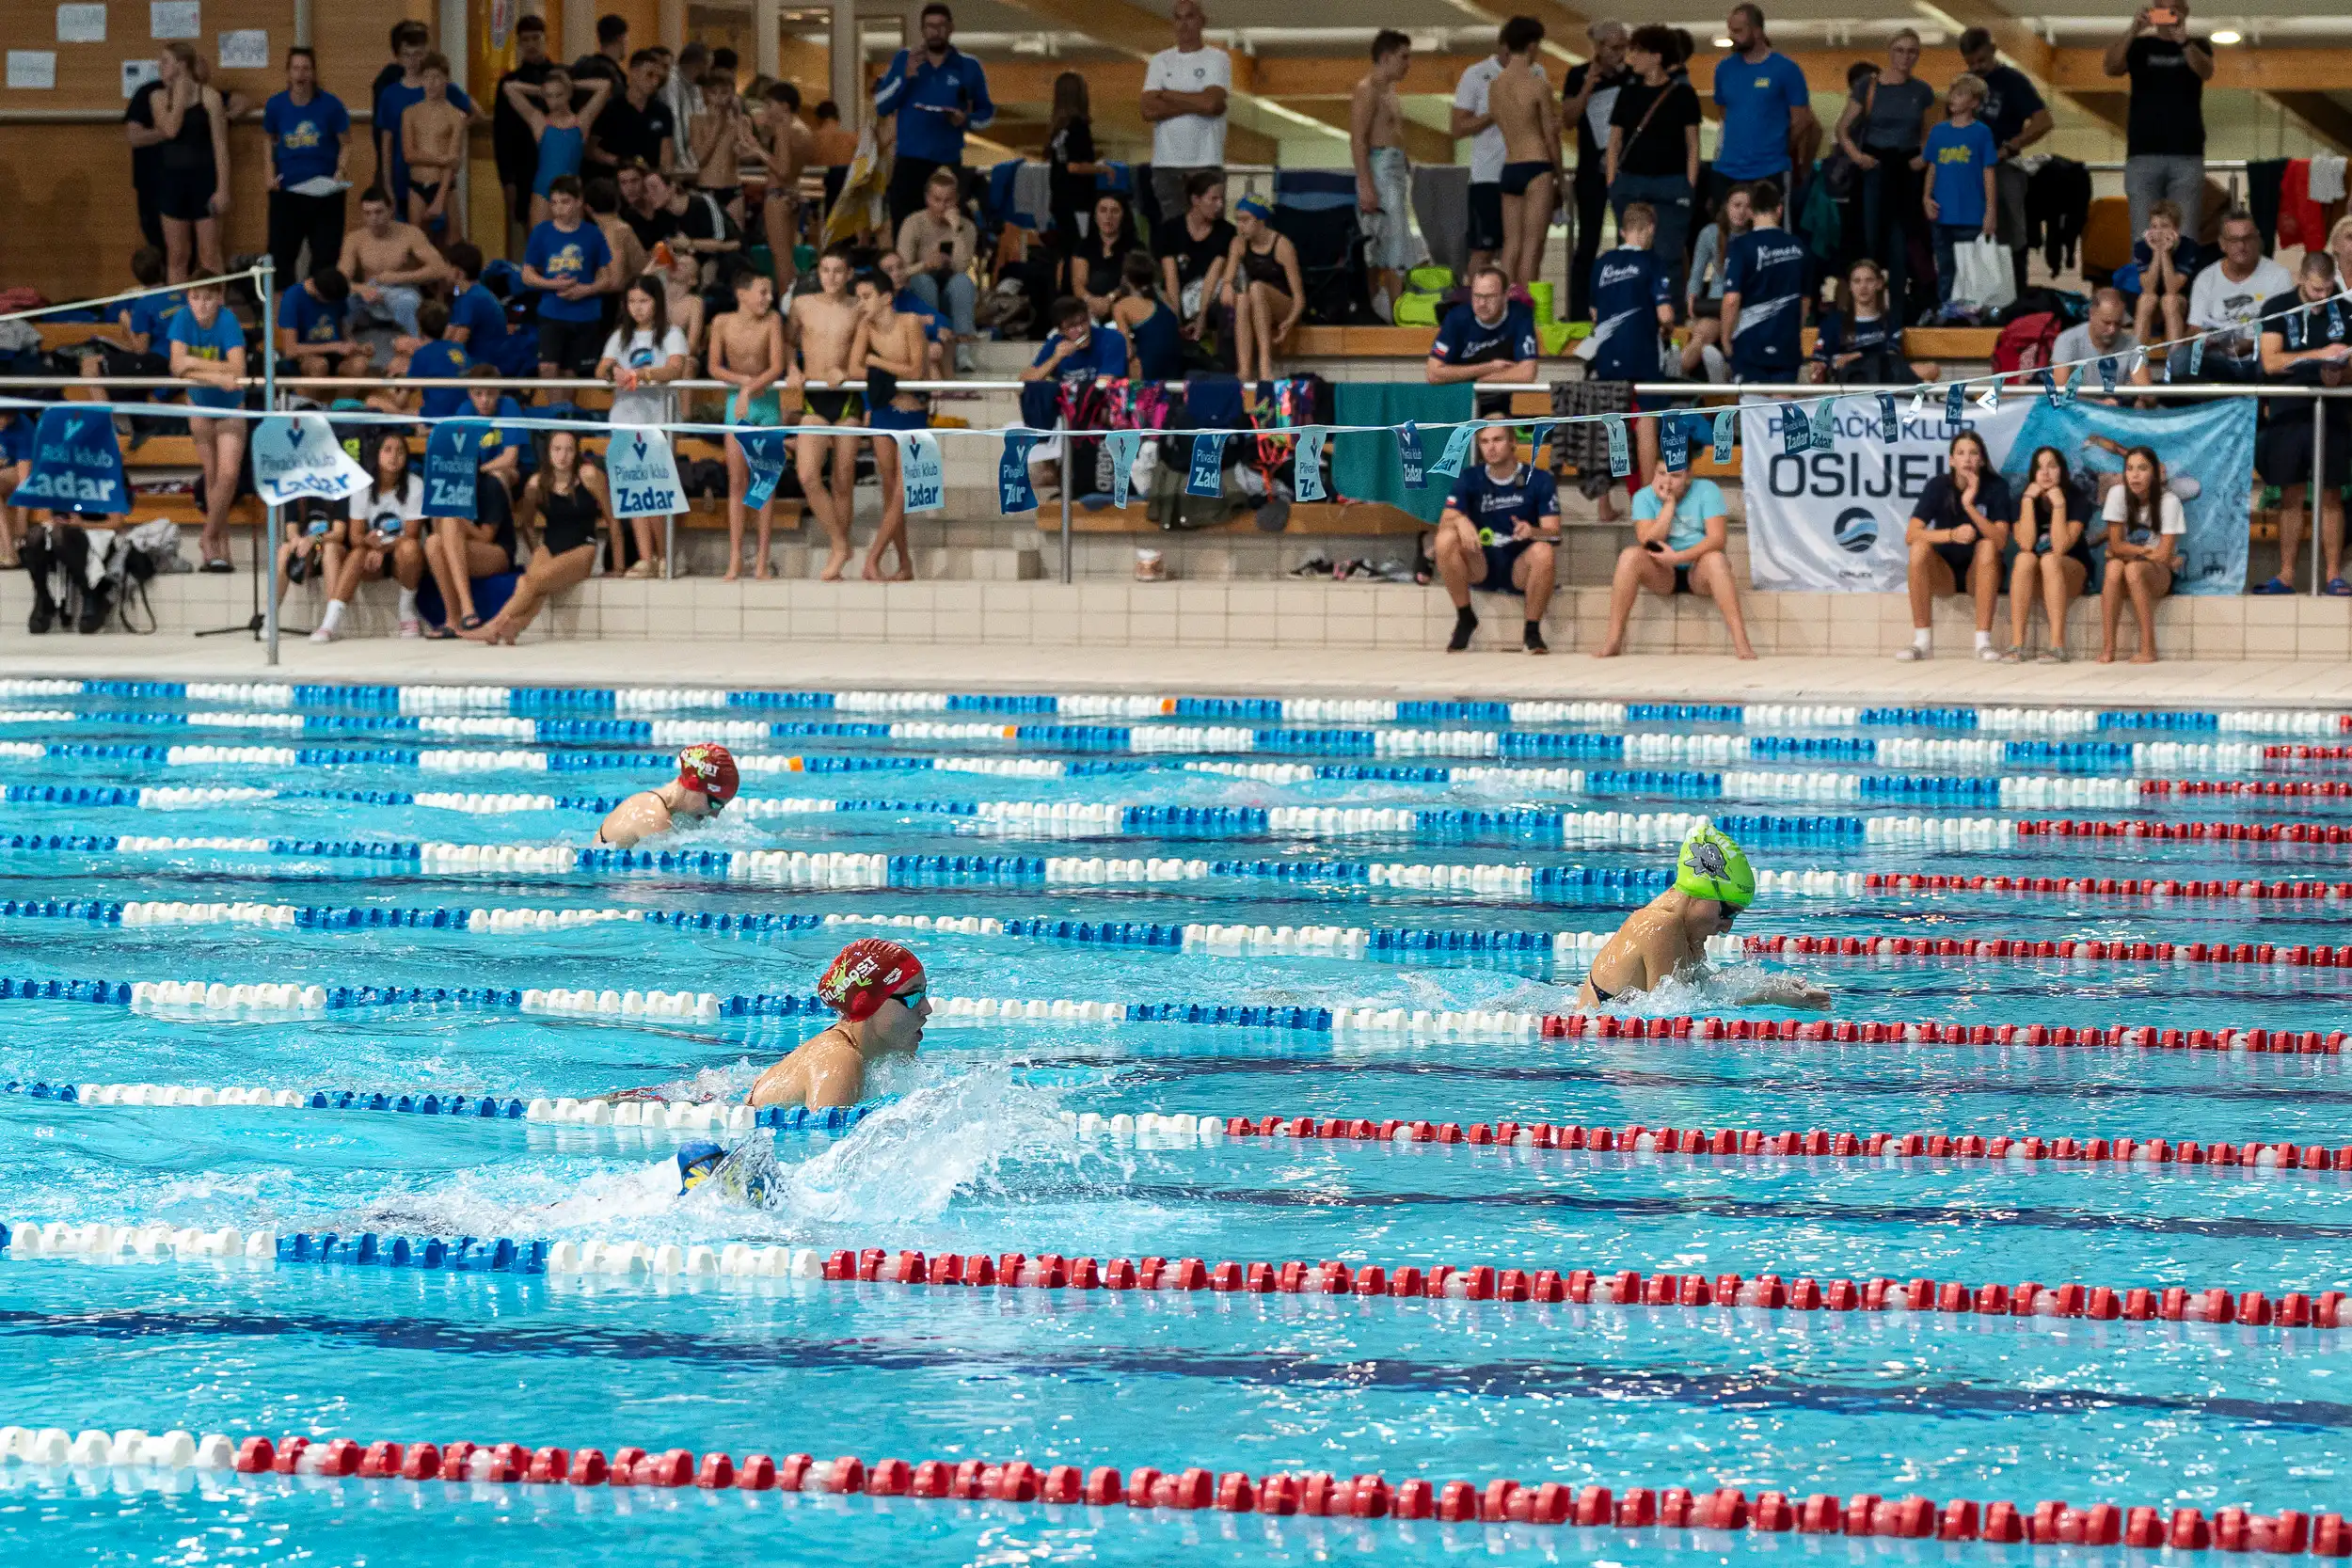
top-left (461, 427), bottom-right (609, 645)
top-left (1219, 198), bottom-right (1303, 384)
top-left (150, 43), bottom-right (230, 282)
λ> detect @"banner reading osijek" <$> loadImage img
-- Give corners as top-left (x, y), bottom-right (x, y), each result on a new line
top-left (1741, 395), bottom-right (2252, 595)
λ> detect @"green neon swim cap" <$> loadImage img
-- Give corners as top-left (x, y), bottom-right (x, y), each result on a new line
top-left (1675, 826), bottom-right (1755, 910)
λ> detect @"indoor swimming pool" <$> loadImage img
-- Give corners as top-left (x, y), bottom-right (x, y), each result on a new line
top-left (0, 677), bottom-right (2347, 1563)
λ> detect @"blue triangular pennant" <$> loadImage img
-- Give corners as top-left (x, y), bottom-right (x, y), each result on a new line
top-left (1104, 429), bottom-right (1142, 508)
top-left (998, 432), bottom-right (1039, 513)
top-left (1396, 420), bottom-right (1426, 489)
top-left (1711, 409), bottom-right (1735, 464)
top-left (1877, 391), bottom-right (1899, 444)
top-left (1186, 432), bottom-right (1228, 496)
top-left (1294, 427), bottom-right (1327, 502)
top-left (1660, 414), bottom-right (1690, 472)
top-left (1604, 414), bottom-right (1630, 477)
top-left (1429, 421), bottom-right (1477, 479)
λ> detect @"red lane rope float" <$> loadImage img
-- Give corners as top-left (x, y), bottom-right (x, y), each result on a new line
top-left (2272, 746), bottom-right (2352, 760)
top-left (2018, 816), bottom-right (2352, 845)
top-left (1219, 1114), bottom-right (2352, 1175)
top-left (1534, 1012), bottom-right (2348, 1054)
top-left (222, 1434), bottom-right (2352, 1551)
top-left (1745, 933), bottom-right (2352, 971)
top-left (2146, 780), bottom-right (2352, 798)
top-left (1865, 872), bottom-right (2346, 901)
top-left (793, 1246), bottom-right (2340, 1328)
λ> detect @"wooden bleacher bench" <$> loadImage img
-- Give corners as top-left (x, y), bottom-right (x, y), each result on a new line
top-left (37, 323), bottom-right (116, 351)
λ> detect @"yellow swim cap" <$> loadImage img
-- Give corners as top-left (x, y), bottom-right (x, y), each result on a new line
top-left (1675, 826), bottom-right (1755, 909)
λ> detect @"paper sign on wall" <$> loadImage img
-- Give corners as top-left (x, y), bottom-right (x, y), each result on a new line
top-left (216, 28), bottom-right (264, 68)
top-left (7, 52), bottom-right (57, 88)
top-left (120, 56), bottom-right (156, 95)
top-left (149, 0), bottom-right (198, 40)
top-left (56, 5), bottom-right (106, 42)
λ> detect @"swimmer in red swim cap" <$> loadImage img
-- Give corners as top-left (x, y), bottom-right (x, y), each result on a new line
top-left (595, 743), bottom-right (741, 847)
top-left (745, 938), bottom-right (930, 1109)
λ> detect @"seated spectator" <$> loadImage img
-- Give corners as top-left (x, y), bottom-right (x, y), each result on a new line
top-left (1680, 182), bottom-right (1749, 380)
top-left (1899, 428), bottom-right (2012, 661)
top-left (312, 429), bottom-right (426, 641)
top-left (1807, 259), bottom-right (1939, 385)
top-left (87, 246), bottom-right (183, 372)
top-left (646, 167), bottom-right (739, 284)
top-left (524, 176), bottom-right (619, 379)
top-left (2050, 286), bottom-right (2140, 398)
top-left (1222, 197), bottom-right (1303, 384)
top-left (2126, 199), bottom-right (2200, 348)
top-left (1919, 73), bottom-right (1996, 307)
top-left (273, 493), bottom-right (350, 626)
top-left (421, 372), bottom-right (532, 634)
top-left (461, 426), bottom-right (610, 644)
top-left (2006, 444), bottom-right (2092, 661)
top-left (335, 186), bottom-right (449, 353)
top-left (1063, 193), bottom-right (1143, 322)
top-left (167, 278), bottom-right (248, 573)
top-left (1433, 423), bottom-right (1560, 654)
top-left (2183, 208), bottom-right (2289, 382)
top-left (1719, 180), bottom-right (1808, 385)
top-left (1021, 295), bottom-right (1135, 505)
top-left (1426, 264), bottom-right (1537, 416)
top-left (22, 509), bottom-right (129, 635)
top-left (277, 264), bottom-right (367, 380)
top-left (1111, 251), bottom-right (1184, 383)
top-left (0, 406), bottom-right (31, 567)
top-left (1597, 462), bottom-right (1753, 658)
top-left (1156, 170), bottom-right (1234, 351)
top-left (445, 242), bottom-right (536, 377)
top-left (2255, 250), bottom-right (2352, 595)
top-left (370, 296), bottom-right (469, 417)
top-left (2097, 443), bottom-right (2183, 662)
top-left (895, 167), bottom-right (979, 360)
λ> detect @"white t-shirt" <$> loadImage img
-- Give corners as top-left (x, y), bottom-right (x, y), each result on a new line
top-left (2187, 256), bottom-right (2292, 354)
top-left (348, 473), bottom-right (424, 538)
top-left (2101, 484), bottom-right (2186, 542)
top-left (1145, 46), bottom-right (1232, 168)
top-left (601, 325), bottom-right (691, 429)
top-left (1454, 55), bottom-right (1549, 184)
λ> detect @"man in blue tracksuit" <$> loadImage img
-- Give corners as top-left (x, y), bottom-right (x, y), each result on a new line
top-left (874, 4), bottom-right (994, 232)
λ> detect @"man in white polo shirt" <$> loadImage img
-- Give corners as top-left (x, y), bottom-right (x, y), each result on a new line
top-left (1142, 0), bottom-right (1231, 231)
top-left (1451, 19), bottom-right (1549, 279)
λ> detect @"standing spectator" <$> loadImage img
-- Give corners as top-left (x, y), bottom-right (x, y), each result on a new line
top-left (1921, 74), bottom-right (1996, 308)
top-left (897, 167), bottom-right (980, 347)
top-left (2129, 198), bottom-right (2200, 346)
top-left (151, 44), bottom-right (231, 283)
top-left (810, 101), bottom-right (860, 214)
top-left (1587, 201), bottom-right (1674, 481)
top-left (494, 15), bottom-right (557, 247)
top-left (1708, 5), bottom-right (1816, 221)
top-left (2185, 209), bottom-right (2290, 382)
top-left (1062, 194), bottom-right (1142, 322)
top-left (1835, 29), bottom-right (1936, 322)
top-left (874, 4), bottom-right (994, 232)
top-left (2254, 252), bottom-right (2352, 595)
top-left (375, 24), bottom-right (477, 216)
top-left (1450, 24), bottom-right (1534, 278)
top-left (1351, 31), bottom-right (1417, 319)
top-left (506, 66), bottom-right (609, 228)
top-left (402, 55), bottom-right (472, 245)
top-left (1140, 0), bottom-right (1230, 231)
top-left (1900, 428), bottom-right (2012, 661)
top-left (1487, 18), bottom-right (1559, 291)
top-left (124, 58), bottom-right (169, 251)
top-left (1959, 27), bottom-right (2053, 293)
top-left (167, 279), bottom-right (248, 573)
top-left (759, 83), bottom-right (812, 290)
top-left (262, 47), bottom-right (350, 284)
top-left (663, 42), bottom-right (711, 182)
top-left (2096, 445), bottom-right (2184, 662)
top-left (591, 53), bottom-right (679, 180)
top-left (691, 71), bottom-right (758, 219)
top-left (372, 21), bottom-right (427, 186)
top-left (1157, 171), bottom-right (1234, 349)
top-left (522, 176), bottom-right (618, 378)
top-left (599, 275), bottom-right (692, 577)
top-left (1047, 71), bottom-right (1106, 259)
top-left (574, 14), bottom-right (630, 94)
top-left (583, 177), bottom-right (649, 310)
top-left (1719, 179), bottom-right (1808, 383)
top-left (2104, 3), bottom-right (2213, 241)
top-left (1221, 197), bottom-right (1304, 384)
top-left (1560, 22), bottom-right (1630, 325)
top-left (1606, 25), bottom-right (1702, 293)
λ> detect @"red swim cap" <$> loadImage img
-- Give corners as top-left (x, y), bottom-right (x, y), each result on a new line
top-left (677, 743), bottom-right (739, 805)
top-left (818, 939), bottom-right (925, 1022)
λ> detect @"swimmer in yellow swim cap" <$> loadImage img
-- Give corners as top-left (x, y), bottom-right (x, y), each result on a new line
top-left (1575, 826), bottom-right (1829, 1008)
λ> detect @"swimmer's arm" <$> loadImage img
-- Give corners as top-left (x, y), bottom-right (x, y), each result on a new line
top-left (1734, 974), bottom-right (1833, 1009)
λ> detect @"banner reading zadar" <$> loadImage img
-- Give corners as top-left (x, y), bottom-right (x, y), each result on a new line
top-left (1741, 395), bottom-right (2252, 595)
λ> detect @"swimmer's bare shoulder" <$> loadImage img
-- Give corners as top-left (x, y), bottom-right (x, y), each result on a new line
top-left (595, 790), bottom-right (673, 847)
top-left (1580, 906), bottom-right (1685, 1000)
top-left (746, 1026), bottom-right (866, 1109)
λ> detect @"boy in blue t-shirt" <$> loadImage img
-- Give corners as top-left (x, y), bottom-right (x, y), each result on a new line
top-left (277, 265), bottom-right (369, 379)
top-left (521, 177), bottom-right (616, 377)
top-left (1432, 423), bottom-right (1563, 655)
top-left (1921, 75), bottom-right (1998, 306)
top-left (1719, 181), bottom-right (1811, 383)
top-left (1588, 203), bottom-right (1675, 385)
top-left (369, 296), bottom-right (470, 419)
top-left (442, 242), bottom-right (534, 378)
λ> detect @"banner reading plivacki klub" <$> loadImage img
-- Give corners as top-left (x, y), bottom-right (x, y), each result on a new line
top-left (606, 427), bottom-right (686, 519)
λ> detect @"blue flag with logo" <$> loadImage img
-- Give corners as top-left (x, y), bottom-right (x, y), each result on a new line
top-left (1660, 413), bottom-right (1690, 471)
top-left (1430, 421), bottom-right (1477, 480)
top-left (1104, 429), bottom-right (1142, 507)
top-left (1780, 405), bottom-right (1810, 455)
top-left (1294, 427), bottom-right (1327, 502)
top-left (16, 405), bottom-right (129, 515)
top-left (1711, 409), bottom-right (1735, 464)
top-left (739, 429), bottom-right (792, 511)
top-left (2098, 356), bottom-right (2119, 396)
top-left (1878, 391), bottom-right (1899, 444)
top-left (421, 420), bottom-right (485, 519)
top-left (999, 432), bottom-right (1039, 513)
top-left (1396, 420), bottom-right (1426, 489)
top-left (1945, 383), bottom-right (1967, 424)
top-left (1186, 433), bottom-right (1227, 496)
top-left (1811, 398), bottom-right (1839, 448)
top-left (2060, 363), bottom-right (2083, 405)
top-left (897, 432), bottom-right (946, 515)
top-left (1604, 415), bottom-right (1630, 477)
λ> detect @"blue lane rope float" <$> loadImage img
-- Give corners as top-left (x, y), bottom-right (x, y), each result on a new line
top-left (5, 1076), bottom-right (881, 1132)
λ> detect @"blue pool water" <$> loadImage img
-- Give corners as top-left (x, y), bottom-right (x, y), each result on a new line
top-left (1, 683), bottom-right (2349, 1563)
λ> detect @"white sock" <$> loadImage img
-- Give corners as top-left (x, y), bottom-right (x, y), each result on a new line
top-left (398, 587), bottom-right (419, 621)
top-left (1911, 627), bottom-right (1931, 652)
top-left (321, 599), bottom-right (347, 632)
top-left (1974, 629), bottom-right (1993, 652)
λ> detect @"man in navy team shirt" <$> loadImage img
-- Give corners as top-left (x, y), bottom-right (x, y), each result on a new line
top-left (442, 242), bottom-right (536, 377)
top-left (873, 3), bottom-right (994, 231)
top-left (1719, 180), bottom-right (1810, 383)
top-left (1432, 423), bottom-right (1562, 655)
top-left (1426, 266), bottom-right (1540, 415)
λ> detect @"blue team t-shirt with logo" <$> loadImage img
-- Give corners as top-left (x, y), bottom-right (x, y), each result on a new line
top-left (167, 307), bottom-right (247, 409)
top-left (1432, 301), bottom-right (1540, 367)
top-left (524, 220), bottom-right (612, 323)
top-left (408, 340), bottom-right (472, 419)
top-left (1446, 460), bottom-right (1560, 540)
top-left (0, 411), bottom-right (34, 467)
top-left (1030, 325), bottom-right (1130, 392)
top-left (279, 283), bottom-right (348, 347)
top-left (262, 89), bottom-right (349, 186)
top-left (122, 291), bottom-right (184, 349)
top-left (1588, 246), bottom-right (1673, 382)
top-left (1722, 228), bottom-right (1811, 378)
top-left (475, 395), bottom-right (535, 473)
top-left (1924, 119), bottom-right (1998, 230)
top-left (1711, 51), bottom-right (1809, 179)
top-left (448, 282), bottom-right (511, 355)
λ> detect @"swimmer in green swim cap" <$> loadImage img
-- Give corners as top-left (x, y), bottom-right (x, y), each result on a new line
top-left (1574, 825), bottom-right (1829, 1009)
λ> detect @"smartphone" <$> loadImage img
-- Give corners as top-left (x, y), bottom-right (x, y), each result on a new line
top-left (2148, 8), bottom-right (2179, 24)
top-left (1643, 540), bottom-right (1667, 553)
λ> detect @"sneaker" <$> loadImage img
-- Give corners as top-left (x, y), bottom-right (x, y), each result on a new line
top-left (625, 559), bottom-right (658, 578)
top-left (1287, 555), bottom-right (1333, 578)
top-left (310, 625), bottom-right (338, 643)
top-left (1895, 645), bottom-right (1930, 661)
top-left (1977, 644), bottom-right (2002, 661)
top-left (399, 618), bottom-right (422, 639)
top-left (2251, 577), bottom-right (2295, 595)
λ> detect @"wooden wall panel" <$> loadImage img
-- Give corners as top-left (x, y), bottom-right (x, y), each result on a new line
top-left (0, 0), bottom-right (294, 109)
top-left (0, 121), bottom-right (276, 302)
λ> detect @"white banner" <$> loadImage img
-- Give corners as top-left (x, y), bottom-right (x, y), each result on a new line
top-left (1740, 397), bottom-right (2028, 592)
top-left (250, 415), bottom-right (370, 507)
top-left (896, 432), bottom-right (946, 515)
top-left (605, 427), bottom-right (686, 518)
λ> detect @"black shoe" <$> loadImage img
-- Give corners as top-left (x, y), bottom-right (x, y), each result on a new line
top-left (77, 582), bottom-right (112, 634)
top-left (1447, 606), bottom-right (1478, 653)
top-left (1524, 621), bottom-right (1549, 656)
top-left (26, 595), bottom-right (54, 634)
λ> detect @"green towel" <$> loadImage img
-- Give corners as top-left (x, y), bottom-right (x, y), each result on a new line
top-left (1333, 382), bottom-right (1474, 525)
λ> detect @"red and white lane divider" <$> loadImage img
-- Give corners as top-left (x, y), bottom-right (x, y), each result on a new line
top-left (28, 1426), bottom-right (2330, 1550)
top-left (1866, 872), bottom-right (2347, 902)
top-left (2150, 779), bottom-right (2352, 799)
top-left (1205, 1114), bottom-right (2352, 1174)
top-left (1536, 1012), bottom-right (2349, 1054)
top-left (1744, 933), bottom-right (2352, 971)
top-left (2018, 815), bottom-right (2352, 843)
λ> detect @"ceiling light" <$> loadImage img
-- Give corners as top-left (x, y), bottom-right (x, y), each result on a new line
top-left (1713, 35), bottom-right (1733, 47)
top-left (2209, 27), bottom-right (2241, 42)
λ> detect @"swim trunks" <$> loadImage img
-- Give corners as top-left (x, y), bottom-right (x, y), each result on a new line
top-left (732, 388), bottom-right (785, 426)
top-left (412, 180), bottom-right (443, 206)
top-left (1501, 160), bottom-right (1552, 197)
top-left (803, 388), bottom-right (865, 424)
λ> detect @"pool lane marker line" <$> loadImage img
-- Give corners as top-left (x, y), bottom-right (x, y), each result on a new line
top-left (1744, 933), bottom-right (2352, 968)
top-left (26, 1079), bottom-right (880, 1132)
top-left (9, 1222), bottom-right (2349, 1342)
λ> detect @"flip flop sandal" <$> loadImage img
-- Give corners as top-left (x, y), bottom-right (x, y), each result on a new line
top-left (460, 614), bottom-right (485, 631)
